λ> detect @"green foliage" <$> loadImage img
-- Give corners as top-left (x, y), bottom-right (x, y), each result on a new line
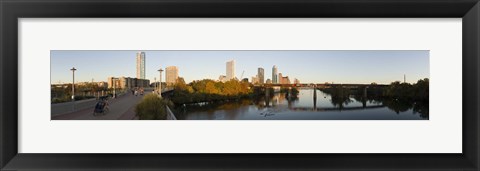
top-left (51, 95), bottom-right (95, 104)
top-left (384, 78), bottom-right (429, 102)
top-left (170, 79), bottom-right (254, 104)
top-left (51, 83), bottom-right (109, 103)
top-left (326, 86), bottom-right (353, 108)
top-left (135, 94), bottom-right (173, 120)
top-left (412, 78), bottom-right (429, 101)
top-left (320, 78), bottom-right (429, 114)
top-left (280, 87), bottom-right (299, 98)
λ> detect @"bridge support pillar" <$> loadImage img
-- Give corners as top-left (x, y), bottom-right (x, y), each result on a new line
top-left (363, 87), bottom-right (367, 98)
top-left (288, 87), bottom-right (292, 100)
top-left (363, 87), bottom-right (368, 108)
top-left (265, 88), bottom-right (270, 107)
top-left (313, 87), bottom-right (317, 111)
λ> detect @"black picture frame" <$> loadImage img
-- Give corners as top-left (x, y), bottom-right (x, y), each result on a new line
top-left (1, 0), bottom-right (479, 170)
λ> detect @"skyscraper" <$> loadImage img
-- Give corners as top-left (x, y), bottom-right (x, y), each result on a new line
top-left (258, 67), bottom-right (264, 84)
top-left (226, 60), bottom-right (235, 80)
top-left (278, 73), bottom-right (283, 84)
top-left (272, 65), bottom-right (278, 84)
top-left (165, 66), bottom-right (179, 86)
top-left (136, 52), bottom-right (146, 79)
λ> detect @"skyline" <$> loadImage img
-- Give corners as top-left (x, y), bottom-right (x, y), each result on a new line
top-left (50, 50), bottom-right (429, 84)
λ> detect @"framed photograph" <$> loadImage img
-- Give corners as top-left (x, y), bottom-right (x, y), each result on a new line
top-left (1, 0), bottom-right (479, 170)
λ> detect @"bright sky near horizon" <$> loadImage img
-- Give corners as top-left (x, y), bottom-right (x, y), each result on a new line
top-left (50, 50), bottom-right (429, 84)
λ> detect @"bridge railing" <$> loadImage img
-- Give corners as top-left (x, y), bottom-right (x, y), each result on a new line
top-left (166, 105), bottom-right (177, 120)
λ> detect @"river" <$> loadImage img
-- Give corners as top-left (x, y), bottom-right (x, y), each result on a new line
top-left (175, 88), bottom-right (428, 120)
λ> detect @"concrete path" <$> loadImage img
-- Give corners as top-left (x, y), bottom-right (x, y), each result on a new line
top-left (52, 91), bottom-right (151, 120)
top-left (51, 98), bottom-right (97, 116)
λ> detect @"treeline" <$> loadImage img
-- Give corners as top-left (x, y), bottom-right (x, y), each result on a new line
top-left (384, 78), bottom-right (429, 102)
top-left (170, 78), bottom-right (256, 105)
top-left (321, 78), bottom-right (429, 102)
top-left (51, 83), bottom-right (110, 103)
top-left (319, 78), bottom-right (429, 118)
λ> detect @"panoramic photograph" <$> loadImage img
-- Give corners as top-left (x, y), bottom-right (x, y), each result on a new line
top-left (51, 50), bottom-right (429, 120)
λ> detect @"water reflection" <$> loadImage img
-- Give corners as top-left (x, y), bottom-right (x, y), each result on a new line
top-left (176, 88), bottom-right (428, 120)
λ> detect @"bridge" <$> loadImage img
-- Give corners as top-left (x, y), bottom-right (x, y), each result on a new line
top-left (255, 83), bottom-right (389, 101)
top-left (51, 87), bottom-right (178, 120)
top-left (255, 83), bottom-right (389, 88)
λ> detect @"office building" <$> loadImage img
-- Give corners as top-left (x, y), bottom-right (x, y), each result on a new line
top-left (166, 66), bottom-right (179, 86)
top-left (272, 65), bottom-right (278, 84)
top-left (281, 76), bottom-right (291, 84)
top-left (294, 78), bottom-right (300, 84)
top-left (278, 73), bottom-right (283, 84)
top-left (226, 60), bottom-right (235, 80)
top-left (258, 67), bottom-right (264, 84)
top-left (218, 75), bottom-right (227, 82)
top-left (108, 77), bottom-right (150, 89)
top-left (136, 52), bottom-right (146, 79)
top-left (251, 76), bottom-right (259, 84)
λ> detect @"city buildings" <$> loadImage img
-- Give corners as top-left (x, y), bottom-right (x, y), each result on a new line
top-left (266, 79), bottom-right (272, 84)
top-left (218, 75), bottom-right (227, 82)
top-left (166, 66), bottom-right (179, 86)
top-left (276, 73), bottom-right (291, 84)
top-left (226, 60), bottom-right (235, 80)
top-left (136, 52), bottom-right (146, 79)
top-left (251, 76), bottom-right (259, 84)
top-left (108, 77), bottom-right (150, 89)
top-left (281, 76), bottom-right (291, 84)
top-left (272, 65), bottom-right (278, 84)
top-left (294, 78), bottom-right (300, 84)
top-left (258, 67), bottom-right (264, 84)
top-left (278, 73), bottom-right (283, 84)
top-left (53, 82), bottom-right (108, 89)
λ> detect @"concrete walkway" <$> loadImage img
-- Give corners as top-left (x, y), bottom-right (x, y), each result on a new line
top-left (52, 91), bottom-right (151, 120)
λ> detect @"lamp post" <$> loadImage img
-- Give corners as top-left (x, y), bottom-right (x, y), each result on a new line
top-left (70, 67), bottom-right (77, 100)
top-left (158, 68), bottom-right (163, 98)
top-left (70, 67), bottom-right (77, 111)
top-left (112, 77), bottom-right (117, 98)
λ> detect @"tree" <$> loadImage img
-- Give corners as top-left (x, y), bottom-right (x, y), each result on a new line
top-left (175, 77), bottom-right (188, 91)
top-left (135, 94), bottom-right (173, 120)
top-left (413, 78), bottom-right (429, 101)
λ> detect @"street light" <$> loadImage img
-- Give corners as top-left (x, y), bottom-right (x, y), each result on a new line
top-left (70, 67), bottom-right (77, 111)
top-left (158, 68), bottom-right (164, 98)
top-left (112, 77), bottom-right (117, 98)
top-left (70, 67), bottom-right (77, 100)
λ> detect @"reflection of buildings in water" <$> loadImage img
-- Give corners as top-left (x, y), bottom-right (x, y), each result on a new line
top-left (265, 97), bottom-right (270, 107)
top-left (288, 98), bottom-right (293, 108)
top-left (276, 93), bottom-right (286, 104)
top-left (272, 95), bottom-right (279, 106)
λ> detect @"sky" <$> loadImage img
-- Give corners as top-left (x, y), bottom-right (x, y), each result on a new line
top-left (50, 50), bottom-right (429, 84)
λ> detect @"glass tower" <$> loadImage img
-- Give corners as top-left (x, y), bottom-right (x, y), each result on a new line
top-left (136, 52), bottom-right (146, 79)
top-left (272, 65), bottom-right (278, 84)
top-left (258, 67), bottom-right (264, 84)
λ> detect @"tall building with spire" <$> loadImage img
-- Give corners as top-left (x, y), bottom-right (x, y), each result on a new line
top-left (226, 60), bottom-right (235, 80)
top-left (272, 65), bottom-right (278, 84)
top-left (136, 52), bottom-right (146, 79)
